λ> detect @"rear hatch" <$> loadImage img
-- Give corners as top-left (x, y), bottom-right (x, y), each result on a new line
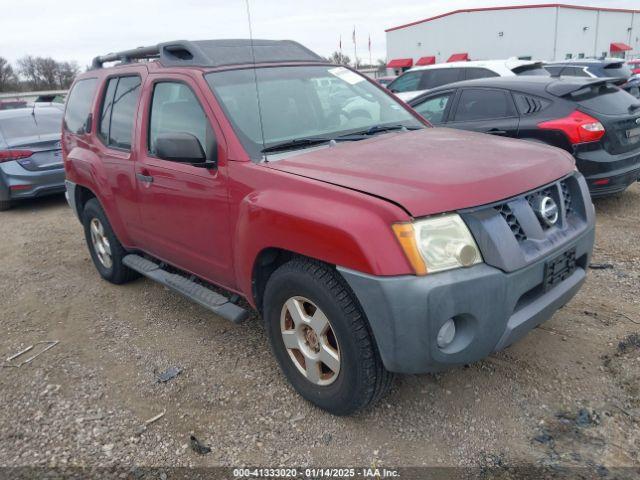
top-left (549, 79), bottom-right (640, 155)
top-left (0, 107), bottom-right (63, 171)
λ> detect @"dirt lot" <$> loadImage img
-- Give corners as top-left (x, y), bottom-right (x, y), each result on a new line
top-left (1, 185), bottom-right (639, 474)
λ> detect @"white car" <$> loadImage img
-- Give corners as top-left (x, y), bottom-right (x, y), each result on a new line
top-left (387, 58), bottom-right (549, 102)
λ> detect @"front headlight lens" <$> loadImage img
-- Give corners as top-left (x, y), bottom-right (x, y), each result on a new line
top-left (393, 214), bottom-right (483, 275)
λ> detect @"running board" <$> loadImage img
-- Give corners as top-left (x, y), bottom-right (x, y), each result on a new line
top-left (123, 254), bottom-right (250, 324)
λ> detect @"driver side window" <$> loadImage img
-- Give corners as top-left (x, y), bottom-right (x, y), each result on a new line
top-left (413, 92), bottom-right (454, 125)
top-left (148, 82), bottom-right (216, 160)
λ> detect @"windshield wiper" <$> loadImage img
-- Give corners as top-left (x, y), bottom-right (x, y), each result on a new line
top-left (345, 124), bottom-right (422, 137)
top-left (261, 137), bottom-right (331, 153)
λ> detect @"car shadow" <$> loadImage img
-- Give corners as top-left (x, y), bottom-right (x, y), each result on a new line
top-left (3, 193), bottom-right (68, 213)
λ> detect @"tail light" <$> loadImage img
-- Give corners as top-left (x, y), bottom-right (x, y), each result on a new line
top-left (0, 150), bottom-right (34, 163)
top-left (537, 110), bottom-right (605, 145)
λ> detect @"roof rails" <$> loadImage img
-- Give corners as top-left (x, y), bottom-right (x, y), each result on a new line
top-left (90, 39), bottom-right (327, 70)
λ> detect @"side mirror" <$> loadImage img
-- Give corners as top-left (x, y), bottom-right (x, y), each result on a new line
top-left (154, 132), bottom-right (212, 166)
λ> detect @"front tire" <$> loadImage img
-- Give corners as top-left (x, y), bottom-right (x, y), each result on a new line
top-left (82, 198), bottom-right (138, 284)
top-left (263, 258), bottom-right (393, 415)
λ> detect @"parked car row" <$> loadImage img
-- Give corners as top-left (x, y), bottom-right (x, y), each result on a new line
top-left (408, 76), bottom-right (640, 197)
top-left (381, 56), bottom-right (640, 197)
top-left (386, 58), bottom-right (549, 102)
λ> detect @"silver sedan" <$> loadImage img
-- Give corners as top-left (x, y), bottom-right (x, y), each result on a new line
top-left (0, 104), bottom-right (65, 210)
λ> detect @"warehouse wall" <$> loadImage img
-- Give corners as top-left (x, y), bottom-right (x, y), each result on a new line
top-left (386, 6), bottom-right (639, 63)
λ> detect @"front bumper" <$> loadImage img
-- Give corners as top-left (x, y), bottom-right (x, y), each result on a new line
top-left (0, 160), bottom-right (66, 202)
top-left (339, 226), bottom-right (594, 374)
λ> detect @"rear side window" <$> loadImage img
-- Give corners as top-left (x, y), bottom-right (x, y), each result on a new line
top-left (561, 67), bottom-right (590, 78)
top-left (602, 63), bottom-right (632, 78)
top-left (148, 82), bottom-right (215, 159)
top-left (388, 72), bottom-right (421, 92)
top-left (464, 68), bottom-right (499, 80)
top-left (545, 66), bottom-right (563, 76)
top-left (420, 68), bottom-right (464, 89)
top-left (98, 75), bottom-right (141, 150)
top-left (513, 93), bottom-right (551, 115)
top-left (453, 88), bottom-right (516, 121)
top-left (64, 78), bottom-right (98, 134)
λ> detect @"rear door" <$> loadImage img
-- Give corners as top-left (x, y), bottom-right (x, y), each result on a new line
top-left (134, 74), bottom-right (234, 287)
top-left (94, 68), bottom-right (145, 236)
top-left (447, 87), bottom-right (520, 137)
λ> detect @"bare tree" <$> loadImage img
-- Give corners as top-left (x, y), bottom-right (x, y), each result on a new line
top-left (35, 57), bottom-right (58, 89)
top-left (329, 51), bottom-right (351, 66)
top-left (55, 61), bottom-right (79, 89)
top-left (16, 56), bottom-right (79, 90)
top-left (0, 57), bottom-right (18, 92)
top-left (17, 55), bottom-right (40, 88)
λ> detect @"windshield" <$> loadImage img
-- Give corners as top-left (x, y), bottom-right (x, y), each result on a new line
top-left (205, 65), bottom-right (423, 160)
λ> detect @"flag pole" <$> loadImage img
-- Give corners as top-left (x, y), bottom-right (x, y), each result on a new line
top-left (353, 25), bottom-right (357, 69)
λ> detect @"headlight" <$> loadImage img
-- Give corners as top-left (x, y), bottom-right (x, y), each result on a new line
top-left (392, 214), bottom-right (483, 275)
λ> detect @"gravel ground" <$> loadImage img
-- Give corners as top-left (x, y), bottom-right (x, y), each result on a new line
top-left (0, 185), bottom-right (639, 473)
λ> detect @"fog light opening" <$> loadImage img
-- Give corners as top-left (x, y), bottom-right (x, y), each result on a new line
top-left (437, 318), bottom-right (456, 349)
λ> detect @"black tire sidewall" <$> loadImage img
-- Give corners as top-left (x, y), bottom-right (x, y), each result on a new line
top-left (82, 199), bottom-right (124, 282)
top-left (264, 264), bottom-right (370, 414)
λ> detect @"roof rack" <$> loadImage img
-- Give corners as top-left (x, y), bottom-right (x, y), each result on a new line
top-left (90, 39), bottom-right (327, 70)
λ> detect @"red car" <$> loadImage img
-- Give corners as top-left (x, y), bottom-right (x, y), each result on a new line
top-left (63, 39), bottom-right (595, 415)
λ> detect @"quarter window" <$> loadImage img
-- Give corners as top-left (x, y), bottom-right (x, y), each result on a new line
top-left (148, 82), bottom-right (215, 159)
top-left (63, 78), bottom-right (98, 134)
top-left (388, 71), bottom-right (421, 92)
top-left (98, 76), bottom-right (141, 150)
top-left (464, 68), bottom-right (499, 80)
top-left (453, 89), bottom-right (516, 121)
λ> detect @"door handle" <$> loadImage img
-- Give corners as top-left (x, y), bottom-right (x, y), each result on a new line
top-left (486, 129), bottom-right (507, 135)
top-left (136, 172), bottom-right (154, 183)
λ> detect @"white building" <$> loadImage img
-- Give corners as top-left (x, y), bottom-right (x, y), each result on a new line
top-left (386, 4), bottom-right (640, 72)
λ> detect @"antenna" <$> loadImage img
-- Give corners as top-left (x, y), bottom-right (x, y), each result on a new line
top-left (245, 0), bottom-right (268, 161)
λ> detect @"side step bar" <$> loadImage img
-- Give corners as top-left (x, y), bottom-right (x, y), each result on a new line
top-left (123, 254), bottom-right (250, 324)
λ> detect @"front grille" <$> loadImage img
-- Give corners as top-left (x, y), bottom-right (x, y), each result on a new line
top-left (560, 180), bottom-right (573, 215)
top-left (495, 203), bottom-right (527, 242)
top-left (487, 173), bottom-right (584, 244)
top-left (460, 173), bottom-right (591, 273)
top-left (525, 186), bottom-right (556, 231)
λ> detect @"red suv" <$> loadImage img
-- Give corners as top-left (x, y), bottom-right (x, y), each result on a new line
top-left (63, 40), bottom-right (595, 415)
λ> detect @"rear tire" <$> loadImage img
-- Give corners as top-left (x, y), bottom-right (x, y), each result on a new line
top-left (82, 198), bottom-right (139, 285)
top-left (263, 258), bottom-right (394, 415)
top-left (0, 200), bottom-right (12, 211)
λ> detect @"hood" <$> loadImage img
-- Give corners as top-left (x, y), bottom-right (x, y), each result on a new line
top-left (266, 128), bottom-right (574, 217)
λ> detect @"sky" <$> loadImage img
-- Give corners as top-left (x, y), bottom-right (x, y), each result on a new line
top-left (2, 0), bottom-right (639, 68)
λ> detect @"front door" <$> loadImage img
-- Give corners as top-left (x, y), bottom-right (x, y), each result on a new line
top-left (134, 75), bottom-right (234, 287)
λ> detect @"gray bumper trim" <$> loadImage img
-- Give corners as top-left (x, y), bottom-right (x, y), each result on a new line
top-left (338, 226), bottom-right (595, 374)
top-left (64, 180), bottom-right (80, 220)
